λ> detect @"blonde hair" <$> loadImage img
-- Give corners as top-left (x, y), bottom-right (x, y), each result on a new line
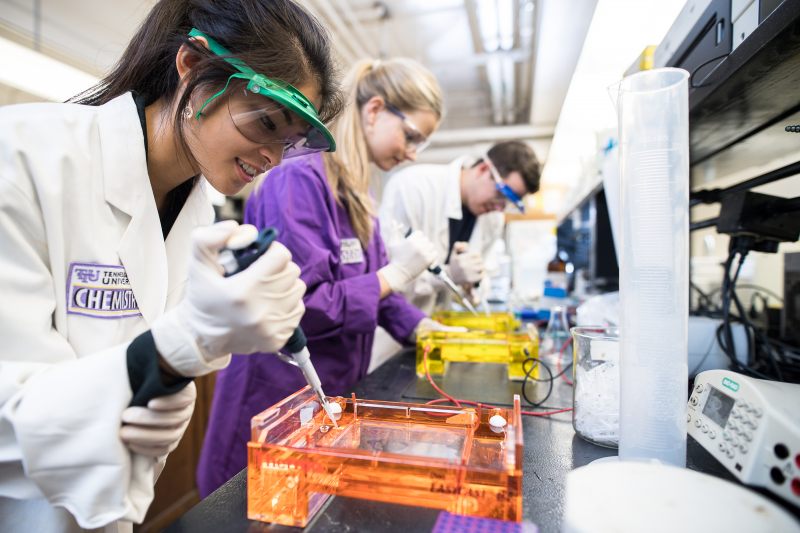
top-left (323, 58), bottom-right (443, 247)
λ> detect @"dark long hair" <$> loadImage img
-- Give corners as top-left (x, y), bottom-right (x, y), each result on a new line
top-left (72, 0), bottom-right (344, 159)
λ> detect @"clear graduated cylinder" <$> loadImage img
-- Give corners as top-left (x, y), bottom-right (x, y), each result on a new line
top-left (611, 68), bottom-right (689, 467)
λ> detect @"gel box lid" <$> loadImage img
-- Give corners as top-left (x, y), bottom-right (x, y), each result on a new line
top-left (247, 387), bottom-right (524, 527)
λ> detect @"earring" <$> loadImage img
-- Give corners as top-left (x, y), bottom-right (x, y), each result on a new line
top-left (183, 104), bottom-right (193, 119)
top-left (367, 123), bottom-right (374, 134)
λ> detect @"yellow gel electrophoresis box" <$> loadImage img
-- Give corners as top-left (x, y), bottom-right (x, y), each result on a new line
top-left (417, 330), bottom-right (538, 381)
top-left (432, 311), bottom-right (521, 332)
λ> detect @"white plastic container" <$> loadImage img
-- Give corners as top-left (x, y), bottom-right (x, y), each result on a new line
top-left (610, 68), bottom-right (690, 467)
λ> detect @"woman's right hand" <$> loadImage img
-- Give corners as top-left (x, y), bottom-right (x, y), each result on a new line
top-left (378, 230), bottom-right (437, 292)
top-left (150, 221), bottom-right (306, 377)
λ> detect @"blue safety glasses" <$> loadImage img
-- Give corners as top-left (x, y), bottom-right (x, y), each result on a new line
top-left (486, 156), bottom-right (525, 213)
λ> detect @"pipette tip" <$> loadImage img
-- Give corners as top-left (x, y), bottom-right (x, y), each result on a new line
top-left (319, 397), bottom-right (339, 428)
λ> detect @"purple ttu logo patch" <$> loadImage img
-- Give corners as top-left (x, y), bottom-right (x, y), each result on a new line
top-left (66, 262), bottom-right (142, 319)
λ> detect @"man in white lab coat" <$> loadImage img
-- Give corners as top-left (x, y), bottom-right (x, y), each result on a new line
top-left (379, 140), bottom-right (541, 315)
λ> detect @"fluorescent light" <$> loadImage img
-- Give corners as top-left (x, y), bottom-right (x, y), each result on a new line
top-left (486, 55), bottom-right (504, 123)
top-left (502, 55), bottom-right (515, 123)
top-left (0, 36), bottom-right (100, 102)
top-left (477, 0), bottom-right (500, 52)
top-left (497, 0), bottom-right (514, 51)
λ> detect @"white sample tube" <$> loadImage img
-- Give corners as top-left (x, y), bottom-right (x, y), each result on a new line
top-left (610, 68), bottom-right (690, 467)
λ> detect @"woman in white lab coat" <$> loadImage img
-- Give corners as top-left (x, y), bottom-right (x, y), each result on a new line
top-left (0, 0), bottom-right (343, 531)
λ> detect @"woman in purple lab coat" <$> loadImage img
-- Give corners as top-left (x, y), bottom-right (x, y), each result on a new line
top-left (198, 58), bottom-right (456, 496)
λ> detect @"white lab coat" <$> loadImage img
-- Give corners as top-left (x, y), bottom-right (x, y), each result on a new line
top-left (0, 93), bottom-right (215, 532)
top-left (378, 156), bottom-right (504, 315)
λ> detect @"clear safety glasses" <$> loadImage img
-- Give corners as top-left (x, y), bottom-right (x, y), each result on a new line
top-left (384, 100), bottom-right (431, 155)
top-left (188, 29), bottom-right (335, 158)
top-left (486, 156), bottom-right (526, 213)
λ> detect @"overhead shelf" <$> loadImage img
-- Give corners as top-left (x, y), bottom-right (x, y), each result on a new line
top-left (689, 0), bottom-right (800, 165)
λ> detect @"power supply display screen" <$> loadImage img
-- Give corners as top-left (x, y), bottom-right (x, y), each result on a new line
top-left (702, 386), bottom-right (735, 428)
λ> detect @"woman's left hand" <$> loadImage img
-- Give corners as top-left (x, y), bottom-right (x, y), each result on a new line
top-left (119, 382), bottom-right (196, 457)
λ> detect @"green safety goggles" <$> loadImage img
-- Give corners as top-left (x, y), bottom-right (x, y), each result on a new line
top-left (188, 29), bottom-right (335, 158)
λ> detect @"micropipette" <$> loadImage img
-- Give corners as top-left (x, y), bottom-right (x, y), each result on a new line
top-left (401, 227), bottom-right (479, 316)
top-left (429, 262), bottom-right (480, 317)
top-left (453, 244), bottom-right (491, 318)
top-left (218, 225), bottom-right (339, 427)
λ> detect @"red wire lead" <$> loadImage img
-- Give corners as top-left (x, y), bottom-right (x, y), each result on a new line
top-left (422, 345), bottom-right (572, 417)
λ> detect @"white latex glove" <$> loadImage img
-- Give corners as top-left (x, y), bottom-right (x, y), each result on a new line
top-left (446, 242), bottom-right (484, 285)
top-left (378, 230), bottom-right (437, 292)
top-left (408, 317), bottom-right (469, 343)
top-left (151, 220), bottom-right (306, 376)
top-left (120, 382), bottom-right (196, 457)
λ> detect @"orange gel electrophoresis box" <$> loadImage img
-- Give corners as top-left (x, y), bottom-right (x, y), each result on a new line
top-left (247, 387), bottom-right (524, 527)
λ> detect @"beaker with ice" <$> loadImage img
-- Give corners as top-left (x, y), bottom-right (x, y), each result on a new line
top-left (571, 326), bottom-right (620, 448)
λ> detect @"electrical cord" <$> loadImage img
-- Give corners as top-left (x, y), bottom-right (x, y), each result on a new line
top-left (729, 255), bottom-right (756, 367)
top-left (691, 281), bottom-right (714, 311)
top-left (520, 342), bottom-right (574, 404)
top-left (731, 287), bottom-right (784, 381)
top-left (717, 246), bottom-right (780, 381)
top-left (521, 356), bottom-right (553, 407)
top-left (421, 345), bottom-right (571, 417)
top-left (749, 292), bottom-right (770, 318)
top-left (716, 324), bottom-right (774, 380)
top-left (692, 247), bottom-right (799, 382)
top-left (689, 52), bottom-right (731, 88)
top-left (719, 248), bottom-right (762, 377)
top-left (703, 283), bottom-right (784, 310)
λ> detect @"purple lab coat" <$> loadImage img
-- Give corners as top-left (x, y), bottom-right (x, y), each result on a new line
top-left (196, 154), bottom-right (425, 497)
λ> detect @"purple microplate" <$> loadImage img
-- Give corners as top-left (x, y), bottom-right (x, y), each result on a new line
top-left (431, 511), bottom-right (538, 533)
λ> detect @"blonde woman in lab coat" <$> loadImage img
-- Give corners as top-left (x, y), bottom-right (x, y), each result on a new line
top-left (0, 0), bottom-right (344, 531)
